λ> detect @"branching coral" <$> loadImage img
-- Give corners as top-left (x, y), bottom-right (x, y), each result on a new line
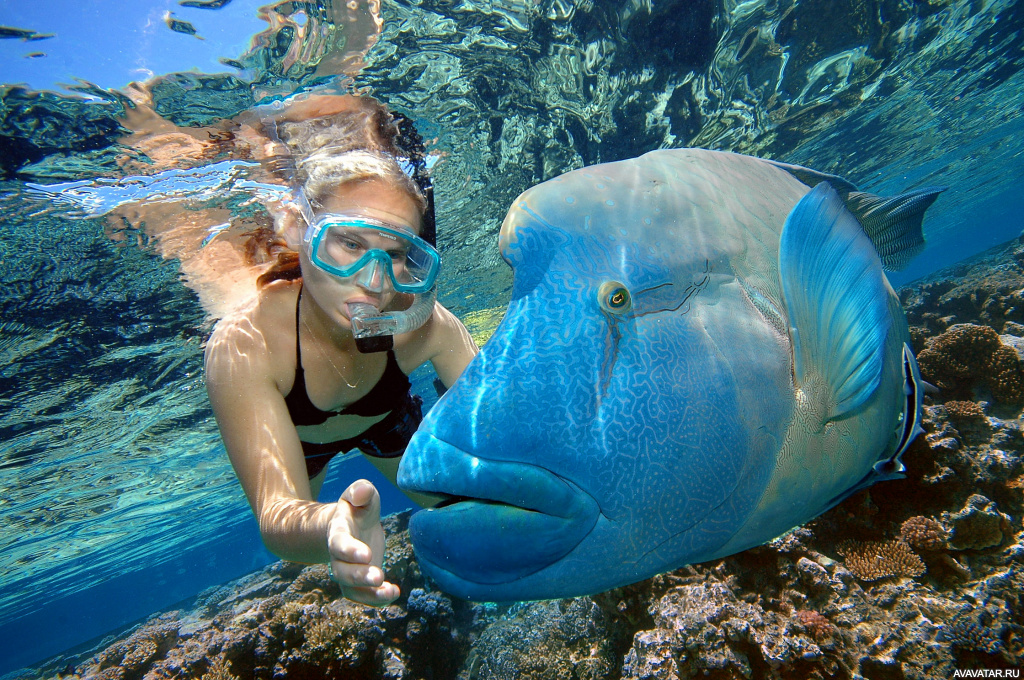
top-left (285, 564), bottom-right (335, 596)
top-left (942, 611), bottom-right (1003, 654)
top-left (916, 324), bottom-right (1024, 403)
top-left (835, 540), bottom-right (926, 581)
top-left (900, 516), bottom-right (948, 551)
top-left (94, 623), bottom-right (178, 674)
top-left (301, 611), bottom-right (352, 659)
top-left (465, 598), bottom-right (614, 680)
top-left (200, 656), bottom-right (239, 680)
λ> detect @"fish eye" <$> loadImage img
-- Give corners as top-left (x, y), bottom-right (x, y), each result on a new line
top-left (598, 281), bottom-right (632, 314)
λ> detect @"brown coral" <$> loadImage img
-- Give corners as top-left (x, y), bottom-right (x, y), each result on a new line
top-left (835, 540), bottom-right (926, 581)
top-left (942, 399), bottom-right (986, 422)
top-left (900, 516), bottom-right (948, 551)
top-left (916, 323), bottom-right (1024, 403)
top-left (988, 346), bottom-right (1024, 403)
top-left (285, 564), bottom-right (336, 596)
top-left (944, 494), bottom-right (1010, 550)
top-left (794, 610), bottom-right (834, 641)
top-left (94, 623), bottom-right (179, 675)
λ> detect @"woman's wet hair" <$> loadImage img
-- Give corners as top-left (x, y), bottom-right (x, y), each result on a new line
top-left (252, 96), bottom-right (435, 288)
top-left (297, 149), bottom-right (426, 217)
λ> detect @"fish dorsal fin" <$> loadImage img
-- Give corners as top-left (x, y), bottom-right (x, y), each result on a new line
top-left (779, 183), bottom-right (892, 419)
top-left (843, 188), bottom-right (944, 271)
top-left (766, 159), bottom-right (945, 271)
top-left (764, 159), bottom-right (860, 194)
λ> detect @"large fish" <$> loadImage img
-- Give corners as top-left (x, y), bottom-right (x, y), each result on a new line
top-left (398, 149), bottom-right (941, 602)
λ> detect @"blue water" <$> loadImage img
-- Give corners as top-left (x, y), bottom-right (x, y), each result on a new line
top-left (1, 0), bottom-right (1022, 674)
top-left (0, 456), bottom-right (416, 673)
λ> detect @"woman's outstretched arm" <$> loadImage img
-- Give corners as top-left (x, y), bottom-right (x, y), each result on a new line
top-left (204, 310), bottom-right (398, 605)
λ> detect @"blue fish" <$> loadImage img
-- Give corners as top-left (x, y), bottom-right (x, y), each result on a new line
top-left (399, 149), bottom-right (942, 601)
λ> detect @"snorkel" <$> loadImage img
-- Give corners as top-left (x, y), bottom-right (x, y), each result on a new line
top-left (348, 289), bottom-right (437, 352)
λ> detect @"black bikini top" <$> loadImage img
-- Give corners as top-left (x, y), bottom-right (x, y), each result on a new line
top-left (284, 288), bottom-right (412, 427)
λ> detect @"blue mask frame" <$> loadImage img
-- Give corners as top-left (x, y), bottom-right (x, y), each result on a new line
top-left (303, 215), bottom-right (441, 294)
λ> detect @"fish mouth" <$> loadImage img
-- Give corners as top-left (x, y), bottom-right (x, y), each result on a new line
top-left (398, 434), bottom-right (599, 594)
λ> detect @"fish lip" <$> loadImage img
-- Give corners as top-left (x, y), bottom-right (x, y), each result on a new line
top-left (398, 433), bottom-right (585, 519)
top-left (399, 433), bottom-right (600, 591)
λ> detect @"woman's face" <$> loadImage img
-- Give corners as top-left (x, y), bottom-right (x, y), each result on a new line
top-left (299, 178), bottom-right (423, 331)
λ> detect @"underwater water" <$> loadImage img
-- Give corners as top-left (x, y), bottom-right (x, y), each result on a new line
top-left (0, 0), bottom-right (1022, 677)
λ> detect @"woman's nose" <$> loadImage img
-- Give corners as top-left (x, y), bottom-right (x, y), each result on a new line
top-left (354, 258), bottom-right (387, 293)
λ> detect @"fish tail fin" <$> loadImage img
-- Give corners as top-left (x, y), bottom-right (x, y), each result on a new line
top-left (844, 187), bottom-right (946, 271)
top-left (780, 182), bottom-right (892, 418)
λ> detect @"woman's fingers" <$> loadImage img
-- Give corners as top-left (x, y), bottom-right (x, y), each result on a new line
top-left (331, 559), bottom-right (384, 588)
top-left (330, 548), bottom-right (401, 606)
top-left (328, 526), bottom-right (373, 565)
top-left (341, 582), bottom-right (401, 607)
top-left (328, 480), bottom-right (399, 606)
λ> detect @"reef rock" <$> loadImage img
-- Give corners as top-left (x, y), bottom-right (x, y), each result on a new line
top-left (945, 495), bottom-right (1013, 551)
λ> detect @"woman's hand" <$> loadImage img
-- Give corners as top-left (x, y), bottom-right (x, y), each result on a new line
top-left (327, 479), bottom-right (401, 606)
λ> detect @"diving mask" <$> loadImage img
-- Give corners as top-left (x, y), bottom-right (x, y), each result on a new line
top-left (302, 214), bottom-right (440, 294)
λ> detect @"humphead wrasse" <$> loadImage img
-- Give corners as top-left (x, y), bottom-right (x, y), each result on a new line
top-left (398, 149), bottom-right (943, 601)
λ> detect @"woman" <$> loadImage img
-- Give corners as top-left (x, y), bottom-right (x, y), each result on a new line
top-left (205, 96), bottom-right (478, 607)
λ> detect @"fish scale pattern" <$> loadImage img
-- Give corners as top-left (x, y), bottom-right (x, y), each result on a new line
top-left (467, 214), bottom-right (757, 566)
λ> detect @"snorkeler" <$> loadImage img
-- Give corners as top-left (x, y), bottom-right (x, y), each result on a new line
top-left (204, 95), bottom-right (478, 607)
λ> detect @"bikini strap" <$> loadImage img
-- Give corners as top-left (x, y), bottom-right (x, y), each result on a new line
top-left (294, 285), bottom-right (304, 370)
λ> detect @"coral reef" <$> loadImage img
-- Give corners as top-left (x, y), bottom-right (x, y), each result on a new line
top-left (915, 324), bottom-right (1024, 405)
top-left (900, 516), bottom-right (949, 551)
top-left (901, 236), bottom-right (1024, 344)
top-left (459, 599), bottom-right (614, 680)
top-left (793, 610), bottom-right (834, 643)
top-left (944, 495), bottom-right (1013, 551)
top-left (943, 399), bottom-right (987, 424)
top-left (15, 236), bottom-right (1024, 680)
top-left (835, 539), bottom-right (927, 581)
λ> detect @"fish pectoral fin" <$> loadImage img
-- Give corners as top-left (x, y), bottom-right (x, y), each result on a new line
top-left (844, 187), bottom-right (946, 271)
top-left (780, 182), bottom-right (892, 419)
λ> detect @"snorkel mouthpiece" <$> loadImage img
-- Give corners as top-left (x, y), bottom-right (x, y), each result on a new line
top-left (348, 289), bottom-right (437, 353)
top-left (349, 302), bottom-right (395, 353)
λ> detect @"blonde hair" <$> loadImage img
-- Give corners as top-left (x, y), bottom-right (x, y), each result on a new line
top-left (297, 149), bottom-right (426, 215)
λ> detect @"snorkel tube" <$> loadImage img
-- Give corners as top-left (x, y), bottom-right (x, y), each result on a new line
top-left (348, 288), bottom-right (437, 353)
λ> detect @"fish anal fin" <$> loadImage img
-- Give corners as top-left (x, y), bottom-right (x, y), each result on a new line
top-left (780, 183), bottom-right (892, 419)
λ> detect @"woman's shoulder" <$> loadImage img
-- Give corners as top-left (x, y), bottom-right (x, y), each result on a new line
top-left (206, 280), bottom-right (300, 371)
